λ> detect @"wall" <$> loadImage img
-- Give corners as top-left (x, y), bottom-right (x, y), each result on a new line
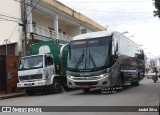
top-left (0, 0), bottom-right (21, 56)
top-left (6, 55), bottom-right (20, 94)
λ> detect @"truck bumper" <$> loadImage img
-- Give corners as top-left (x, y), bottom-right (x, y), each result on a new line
top-left (17, 80), bottom-right (48, 89)
top-left (67, 76), bottom-right (110, 88)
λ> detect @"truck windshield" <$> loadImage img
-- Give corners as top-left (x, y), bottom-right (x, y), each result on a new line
top-left (68, 36), bottom-right (111, 71)
top-left (19, 55), bottom-right (43, 70)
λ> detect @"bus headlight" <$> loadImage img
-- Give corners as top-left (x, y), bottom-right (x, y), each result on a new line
top-left (67, 75), bottom-right (74, 79)
top-left (98, 73), bottom-right (108, 78)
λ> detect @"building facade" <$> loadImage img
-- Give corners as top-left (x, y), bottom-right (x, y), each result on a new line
top-left (24, 0), bottom-right (106, 55)
top-left (0, 0), bottom-right (21, 56)
top-left (0, 0), bottom-right (106, 95)
top-left (0, 0), bottom-right (106, 56)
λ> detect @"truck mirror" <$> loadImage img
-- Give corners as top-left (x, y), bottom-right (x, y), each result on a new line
top-left (56, 39), bottom-right (59, 43)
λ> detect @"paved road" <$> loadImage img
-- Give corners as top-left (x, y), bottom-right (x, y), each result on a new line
top-left (0, 77), bottom-right (159, 115)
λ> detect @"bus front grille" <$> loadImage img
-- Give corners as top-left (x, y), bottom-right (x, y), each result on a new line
top-left (75, 82), bottom-right (98, 86)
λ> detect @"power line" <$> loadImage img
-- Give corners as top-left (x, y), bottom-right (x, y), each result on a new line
top-left (26, 0), bottom-right (41, 18)
top-left (8, 24), bottom-right (18, 41)
top-left (73, 0), bottom-right (95, 16)
top-left (0, 14), bottom-right (20, 20)
top-left (70, 8), bottom-right (151, 13)
top-left (14, 0), bottom-right (71, 24)
top-left (0, 17), bottom-right (19, 23)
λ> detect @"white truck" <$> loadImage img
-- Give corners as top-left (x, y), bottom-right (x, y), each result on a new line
top-left (17, 40), bottom-right (69, 95)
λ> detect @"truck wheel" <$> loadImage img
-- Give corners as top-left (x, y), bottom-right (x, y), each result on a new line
top-left (25, 90), bottom-right (34, 96)
top-left (82, 88), bottom-right (90, 93)
top-left (50, 79), bottom-right (61, 94)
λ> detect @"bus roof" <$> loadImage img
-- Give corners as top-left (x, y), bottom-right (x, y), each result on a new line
top-left (72, 31), bottom-right (117, 40)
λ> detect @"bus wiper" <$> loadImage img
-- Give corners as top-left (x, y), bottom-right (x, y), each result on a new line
top-left (89, 49), bottom-right (96, 68)
top-left (75, 49), bottom-right (84, 69)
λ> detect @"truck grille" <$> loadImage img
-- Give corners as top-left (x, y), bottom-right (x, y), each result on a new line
top-left (75, 82), bottom-right (98, 86)
top-left (19, 74), bottom-right (42, 81)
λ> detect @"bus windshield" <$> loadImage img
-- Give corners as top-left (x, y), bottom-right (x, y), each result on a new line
top-left (19, 55), bottom-right (43, 71)
top-left (67, 36), bottom-right (112, 71)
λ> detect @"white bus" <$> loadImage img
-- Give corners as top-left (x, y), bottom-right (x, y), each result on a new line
top-left (61, 31), bottom-right (145, 92)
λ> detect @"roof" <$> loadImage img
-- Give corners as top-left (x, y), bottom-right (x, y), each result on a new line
top-left (42, 0), bottom-right (107, 31)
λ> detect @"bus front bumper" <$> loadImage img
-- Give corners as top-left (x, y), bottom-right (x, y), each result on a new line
top-left (67, 75), bottom-right (110, 88)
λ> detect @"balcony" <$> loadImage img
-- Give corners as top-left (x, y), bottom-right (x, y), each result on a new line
top-left (31, 24), bottom-right (72, 41)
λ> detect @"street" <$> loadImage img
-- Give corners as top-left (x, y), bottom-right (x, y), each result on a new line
top-left (0, 77), bottom-right (159, 115)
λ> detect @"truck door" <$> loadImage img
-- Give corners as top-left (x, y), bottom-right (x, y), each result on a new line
top-left (45, 55), bottom-right (55, 80)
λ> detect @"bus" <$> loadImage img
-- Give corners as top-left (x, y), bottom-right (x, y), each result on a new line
top-left (61, 31), bottom-right (145, 92)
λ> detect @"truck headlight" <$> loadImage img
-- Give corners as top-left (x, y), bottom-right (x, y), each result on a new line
top-left (98, 73), bottom-right (108, 78)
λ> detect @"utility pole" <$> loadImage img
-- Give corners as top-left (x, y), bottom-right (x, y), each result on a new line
top-left (23, 0), bottom-right (27, 56)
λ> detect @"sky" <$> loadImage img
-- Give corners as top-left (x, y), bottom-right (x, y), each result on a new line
top-left (57, 0), bottom-right (160, 58)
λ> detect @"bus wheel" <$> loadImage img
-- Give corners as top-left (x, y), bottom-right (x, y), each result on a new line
top-left (50, 79), bottom-right (61, 94)
top-left (119, 73), bottom-right (124, 86)
top-left (131, 81), bottom-right (139, 86)
top-left (82, 88), bottom-right (90, 93)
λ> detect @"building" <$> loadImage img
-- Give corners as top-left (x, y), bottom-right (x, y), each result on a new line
top-left (0, 0), bottom-right (106, 56)
top-left (24, 0), bottom-right (106, 55)
top-left (0, 0), bottom-right (106, 94)
top-left (0, 0), bottom-right (21, 56)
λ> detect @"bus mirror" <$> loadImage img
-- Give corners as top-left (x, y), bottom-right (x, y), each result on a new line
top-left (60, 44), bottom-right (68, 58)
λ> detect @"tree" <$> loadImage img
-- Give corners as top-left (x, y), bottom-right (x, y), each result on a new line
top-left (153, 0), bottom-right (160, 18)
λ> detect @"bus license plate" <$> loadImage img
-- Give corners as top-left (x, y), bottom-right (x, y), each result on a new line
top-left (83, 85), bottom-right (91, 88)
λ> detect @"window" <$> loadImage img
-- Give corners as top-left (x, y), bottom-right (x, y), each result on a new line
top-left (81, 29), bottom-right (87, 34)
top-left (45, 56), bottom-right (54, 67)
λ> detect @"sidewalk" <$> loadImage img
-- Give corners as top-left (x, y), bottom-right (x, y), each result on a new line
top-left (0, 92), bottom-right (26, 100)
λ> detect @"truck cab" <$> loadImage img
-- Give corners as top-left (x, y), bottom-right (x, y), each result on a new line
top-left (17, 40), bottom-right (68, 95)
top-left (17, 53), bottom-right (61, 95)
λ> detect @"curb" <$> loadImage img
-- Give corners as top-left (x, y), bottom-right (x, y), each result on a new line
top-left (0, 92), bottom-right (26, 100)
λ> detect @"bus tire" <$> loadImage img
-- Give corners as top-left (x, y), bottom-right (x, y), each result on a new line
top-left (50, 79), bottom-right (61, 94)
top-left (119, 72), bottom-right (124, 86)
top-left (131, 81), bottom-right (139, 86)
top-left (82, 88), bottom-right (90, 93)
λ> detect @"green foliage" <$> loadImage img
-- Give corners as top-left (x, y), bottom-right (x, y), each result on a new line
top-left (153, 0), bottom-right (160, 18)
